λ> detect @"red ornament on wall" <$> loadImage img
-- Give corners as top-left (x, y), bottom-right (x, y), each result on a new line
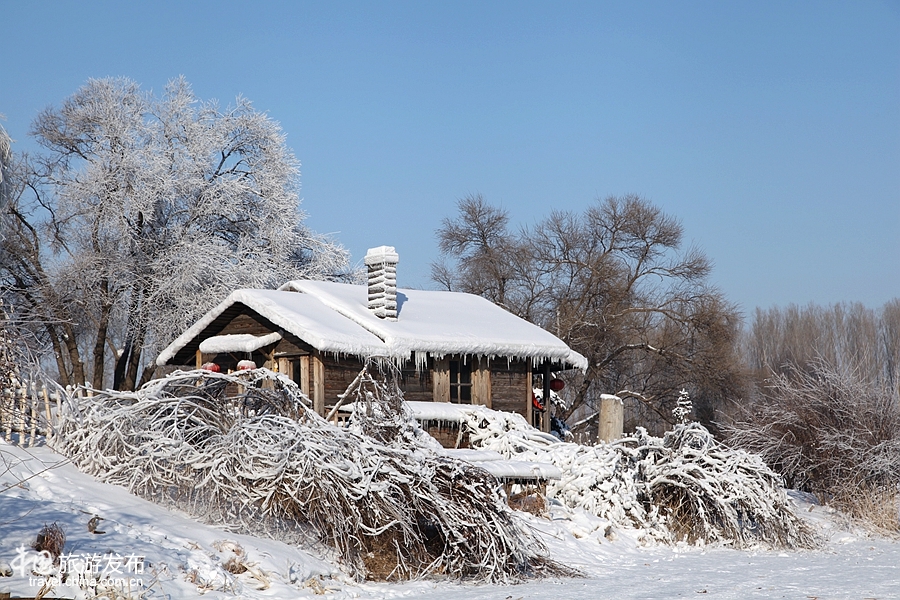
top-left (549, 378), bottom-right (565, 392)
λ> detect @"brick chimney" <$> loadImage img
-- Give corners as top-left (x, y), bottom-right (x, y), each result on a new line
top-left (364, 246), bottom-right (399, 320)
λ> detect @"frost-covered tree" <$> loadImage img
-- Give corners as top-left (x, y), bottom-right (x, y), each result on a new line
top-left (0, 78), bottom-right (351, 390)
top-left (0, 120), bottom-right (12, 210)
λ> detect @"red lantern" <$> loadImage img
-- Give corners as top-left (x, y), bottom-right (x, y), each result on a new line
top-left (200, 362), bottom-right (220, 372)
top-left (549, 378), bottom-right (565, 392)
top-left (237, 360), bottom-right (257, 370)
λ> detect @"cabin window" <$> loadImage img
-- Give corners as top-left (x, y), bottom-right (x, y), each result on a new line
top-left (449, 359), bottom-right (472, 404)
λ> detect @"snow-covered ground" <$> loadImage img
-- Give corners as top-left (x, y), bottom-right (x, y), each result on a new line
top-left (1, 440), bottom-right (897, 600)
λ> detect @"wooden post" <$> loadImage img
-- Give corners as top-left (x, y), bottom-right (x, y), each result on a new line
top-left (263, 349), bottom-right (277, 375)
top-left (311, 353), bottom-right (325, 416)
top-left (525, 362), bottom-right (533, 426)
top-left (43, 386), bottom-right (52, 443)
top-left (472, 358), bottom-right (492, 407)
top-left (277, 358), bottom-right (292, 380)
top-left (433, 357), bottom-right (450, 402)
top-left (59, 387), bottom-right (67, 426)
top-left (17, 387), bottom-right (25, 446)
top-left (28, 382), bottom-right (37, 446)
top-left (42, 386), bottom-right (52, 427)
top-left (195, 349), bottom-right (203, 369)
top-left (3, 389), bottom-right (10, 442)
top-left (299, 355), bottom-right (310, 397)
top-left (598, 394), bottom-right (624, 443)
top-left (541, 362), bottom-right (552, 433)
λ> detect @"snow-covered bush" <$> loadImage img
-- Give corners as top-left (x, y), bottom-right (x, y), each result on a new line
top-left (724, 359), bottom-right (900, 530)
top-left (53, 368), bottom-right (569, 582)
top-left (455, 406), bottom-right (817, 549)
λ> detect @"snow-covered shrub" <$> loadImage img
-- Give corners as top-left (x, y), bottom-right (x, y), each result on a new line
top-left (632, 424), bottom-right (816, 547)
top-left (455, 406), bottom-right (817, 548)
top-left (54, 368), bottom-right (568, 582)
top-left (724, 358), bottom-right (900, 530)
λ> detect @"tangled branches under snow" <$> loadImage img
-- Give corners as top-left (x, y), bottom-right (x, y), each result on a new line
top-left (454, 407), bottom-right (817, 549)
top-left (53, 368), bottom-right (566, 581)
top-left (723, 359), bottom-right (900, 530)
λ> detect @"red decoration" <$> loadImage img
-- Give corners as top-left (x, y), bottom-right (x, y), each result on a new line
top-left (200, 362), bottom-right (220, 372)
top-left (549, 378), bottom-right (565, 392)
top-left (532, 391), bottom-right (546, 412)
top-left (237, 360), bottom-right (257, 370)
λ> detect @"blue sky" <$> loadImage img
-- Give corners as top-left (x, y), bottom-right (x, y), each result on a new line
top-left (2, 1), bottom-right (898, 314)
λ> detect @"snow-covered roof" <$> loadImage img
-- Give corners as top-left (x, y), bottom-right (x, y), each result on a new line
top-left (198, 332), bottom-right (283, 354)
top-left (279, 280), bottom-right (587, 369)
top-left (157, 288), bottom-right (389, 365)
top-left (158, 280), bottom-right (587, 369)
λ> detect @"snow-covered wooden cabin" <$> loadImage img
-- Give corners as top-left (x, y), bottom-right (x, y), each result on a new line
top-left (157, 246), bottom-right (586, 432)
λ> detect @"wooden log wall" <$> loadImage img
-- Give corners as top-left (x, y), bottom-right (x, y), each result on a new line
top-left (489, 359), bottom-right (530, 418)
top-left (399, 367), bottom-right (434, 402)
top-left (321, 355), bottom-right (365, 412)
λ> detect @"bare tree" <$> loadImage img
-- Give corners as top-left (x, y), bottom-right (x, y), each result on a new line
top-left (434, 194), bottom-right (746, 436)
top-left (0, 77), bottom-right (352, 390)
top-left (431, 194), bottom-right (526, 310)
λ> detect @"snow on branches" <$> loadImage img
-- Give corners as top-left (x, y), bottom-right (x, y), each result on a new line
top-left (53, 368), bottom-right (568, 582)
top-left (456, 405), bottom-right (817, 549)
top-left (673, 388), bottom-right (692, 425)
top-left (724, 358), bottom-right (900, 530)
top-left (8, 77), bottom-right (353, 391)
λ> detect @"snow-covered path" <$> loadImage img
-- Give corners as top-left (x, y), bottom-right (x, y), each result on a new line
top-left (1, 441), bottom-right (897, 599)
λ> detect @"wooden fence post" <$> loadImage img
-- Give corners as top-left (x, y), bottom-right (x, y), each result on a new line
top-left (16, 387), bottom-right (25, 446)
top-left (28, 381), bottom-right (37, 447)
top-left (43, 385), bottom-right (52, 427)
top-left (2, 388), bottom-right (10, 442)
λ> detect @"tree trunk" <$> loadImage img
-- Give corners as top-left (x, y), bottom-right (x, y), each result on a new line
top-left (113, 334), bottom-right (133, 391)
top-left (136, 363), bottom-right (156, 389)
top-left (46, 324), bottom-right (70, 388)
top-left (91, 296), bottom-right (112, 389)
top-left (60, 321), bottom-right (85, 386)
top-left (123, 321), bottom-right (146, 391)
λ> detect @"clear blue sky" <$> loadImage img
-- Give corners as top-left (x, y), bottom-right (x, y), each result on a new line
top-left (2, 1), bottom-right (898, 314)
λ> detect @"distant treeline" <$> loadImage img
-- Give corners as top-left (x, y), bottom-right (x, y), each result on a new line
top-left (745, 299), bottom-right (900, 388)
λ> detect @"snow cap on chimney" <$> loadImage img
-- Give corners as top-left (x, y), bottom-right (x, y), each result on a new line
top-left (364, 246), bottom-right (399, 320)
